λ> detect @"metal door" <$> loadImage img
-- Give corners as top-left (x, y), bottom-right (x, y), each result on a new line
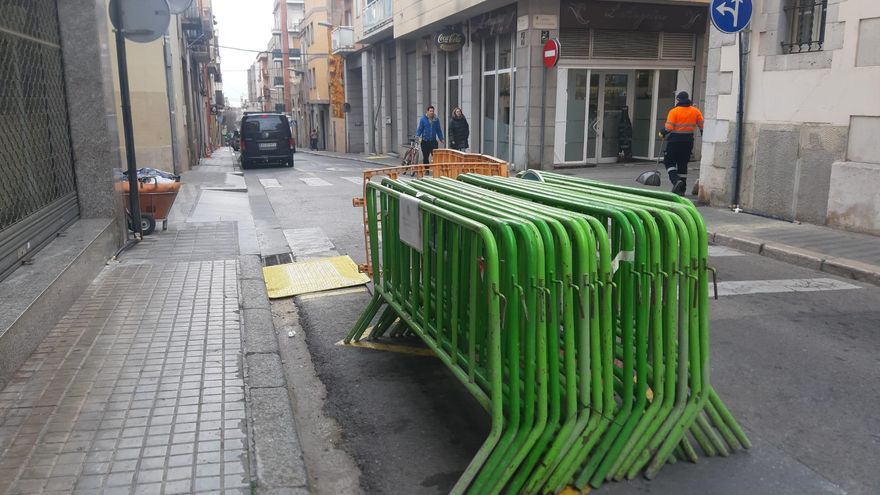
top-left (0, 0), bottom-right (79, 281)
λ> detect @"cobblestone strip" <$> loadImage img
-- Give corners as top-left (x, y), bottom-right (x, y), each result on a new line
top-left (0, 260), bottom-right (250, 495)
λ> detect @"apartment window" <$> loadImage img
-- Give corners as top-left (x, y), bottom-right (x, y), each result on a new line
top-left (782, 0), bottom-right (827, 53)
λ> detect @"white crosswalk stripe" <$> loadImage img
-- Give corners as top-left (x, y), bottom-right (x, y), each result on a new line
top-left (717, 278), bottom-right (861, 297)
top-left (342, 176), bottom-right (364, 185)
top-left (283, 227), bottom-right (339, 258)
top-left (259, 178), bottom-right (282, 188)
top-left (708, 245), bottom-right (746, 257)
top-left (300, 177), bottom-right (333, 187)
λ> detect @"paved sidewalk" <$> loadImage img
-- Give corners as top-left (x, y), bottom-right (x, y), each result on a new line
top-left (0, 148), bottom-right (309, 494)
top-left (0, 229), bottom-right (249, 495)
top-left (315, 150), bottom-right (880, 284)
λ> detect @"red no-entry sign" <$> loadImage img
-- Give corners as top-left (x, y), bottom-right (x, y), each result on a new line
top-left (543, 39), bottom-right (560, 68)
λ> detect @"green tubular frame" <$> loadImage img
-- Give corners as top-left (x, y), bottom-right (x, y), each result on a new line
top-left (383, 178), bottom-right (546, 495)
top-left (535, 173), bottom-right (751, 476)
top-left (345, 170), bottom-right (750, 494)
top-left (520, 178), bottom-right (694, 484)
top-left (414, 179), bottom-right (585, 494)
top-left (347, 182), bottom-right (504, 494)
top-left (456, 174), bottom-right (641, 493)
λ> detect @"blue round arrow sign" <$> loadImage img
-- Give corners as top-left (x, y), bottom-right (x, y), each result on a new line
top-left (710, 0), bottom-right (753, 34)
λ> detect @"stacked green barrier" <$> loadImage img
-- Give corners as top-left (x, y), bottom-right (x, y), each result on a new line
top-left (347, 173), bottom-right (749, 494)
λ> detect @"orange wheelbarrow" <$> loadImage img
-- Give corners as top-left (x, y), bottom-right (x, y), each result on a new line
top-left (116, 178), bottom-right (181, 235)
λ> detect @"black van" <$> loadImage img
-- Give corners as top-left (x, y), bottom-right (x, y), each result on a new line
top-left (239, 113), bottom-right (295, 169)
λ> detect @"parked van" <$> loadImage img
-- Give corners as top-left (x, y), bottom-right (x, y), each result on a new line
top-left (239, 113), bottom-right (294, 169)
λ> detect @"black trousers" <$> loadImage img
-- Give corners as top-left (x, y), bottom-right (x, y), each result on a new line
top-left (664, 140), bottom-right (693, 185)
top-left (420, 140), bottom-right (437, 164)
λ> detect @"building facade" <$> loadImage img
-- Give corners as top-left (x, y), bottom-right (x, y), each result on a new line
top-left (301, 0), bottom-right (346, 151)
top-left (699, 0), bottom-right (880, 234)
top-left (344, 0), bottom-right (710, 167)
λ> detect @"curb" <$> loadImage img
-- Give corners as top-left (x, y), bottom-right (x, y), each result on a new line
top-left (238, 254), bottom-right (311, 494)
top-left (298, 150), bottom-right (397, 167)
top-left (710, 232), bottom-right (880, 287)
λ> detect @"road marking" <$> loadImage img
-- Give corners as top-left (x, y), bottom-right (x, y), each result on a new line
top-left (717, 278), bottom-right (860, 297)
top-left (336, 326), bottom-right (436, 357)
top-left (342, 176), bottom-right (364, 185)
top-left (300, 177), bottom-right (333, 187)
top-left (283, 228), bottom-right (339, 257)
top-left (708, 245), bottom-right (746, 257)
top-left (259, 178), bottom-right (282, 188)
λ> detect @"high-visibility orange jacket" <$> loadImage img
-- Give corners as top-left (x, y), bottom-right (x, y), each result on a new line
top-left (663, 104), bottom-right (704, 142)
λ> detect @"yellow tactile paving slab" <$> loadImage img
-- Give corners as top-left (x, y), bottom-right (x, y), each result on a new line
top-left (263, 255), bottom-right (370, 299)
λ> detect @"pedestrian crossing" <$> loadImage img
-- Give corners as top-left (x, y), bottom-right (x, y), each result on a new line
top-left (300, 177), bottom-right (333, 187)
top-left (284, 176), bottom-right (869, 300)
top-left (716, 278), bottom-right (861, 297)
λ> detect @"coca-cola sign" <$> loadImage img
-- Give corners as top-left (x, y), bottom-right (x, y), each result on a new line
top-left (435, 30), bottom-right (465, 52)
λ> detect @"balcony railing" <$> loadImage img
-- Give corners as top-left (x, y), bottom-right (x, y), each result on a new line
top-left (331, 26), bottom-right (355, 53)
top-left (363, 0), bottom-right (393, 35)
top-left (182, 5), bottom-right (214, 41)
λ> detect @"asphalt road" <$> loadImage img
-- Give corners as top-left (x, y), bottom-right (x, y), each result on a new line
top-left (245, 152), bottom-right (880, 495)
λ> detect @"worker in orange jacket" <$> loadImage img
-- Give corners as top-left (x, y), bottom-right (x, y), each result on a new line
top-left (659, 91), bottom-right (703, 195)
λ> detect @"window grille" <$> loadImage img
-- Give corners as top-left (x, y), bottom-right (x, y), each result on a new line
top-left (782, 0), bottom-right (827, 54)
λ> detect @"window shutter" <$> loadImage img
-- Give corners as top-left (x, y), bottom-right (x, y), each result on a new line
top-left (661, 33), bottom-right (696, 60)
top-left (591, 31), bottom-right (659, 59)
top-left (558, 29), bottom-right (590, 59)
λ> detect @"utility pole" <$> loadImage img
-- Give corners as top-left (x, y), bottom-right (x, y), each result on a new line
top-left (112, 0), bottom-right (143, 239)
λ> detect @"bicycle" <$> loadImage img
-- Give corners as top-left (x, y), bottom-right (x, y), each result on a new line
top-left (402, 136), bottom-right (420, 166)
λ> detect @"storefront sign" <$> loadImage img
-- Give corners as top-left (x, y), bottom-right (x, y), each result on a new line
top-left (560, 0), bottom-right (706, 34)
top-left (329, 55), bottom-right (345, 119)
top-left (533, 15), bottom-right (558, 30)
top-left (435, 30), bottom-right (465, 52)
top-left (471, 6), bottom-right (518, 40)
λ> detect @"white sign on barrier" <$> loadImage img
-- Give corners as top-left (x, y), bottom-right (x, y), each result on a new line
top-left (399, 194), bottom-right (423, 252)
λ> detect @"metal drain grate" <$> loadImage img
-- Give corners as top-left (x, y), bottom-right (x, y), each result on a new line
top-left (262, 252), bottom-right (294, 266)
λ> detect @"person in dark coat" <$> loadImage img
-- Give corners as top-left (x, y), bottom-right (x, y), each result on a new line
top-left (448, 107), bottom-right (470, 152)
top-left (617, 105), bottom-right (633, 162)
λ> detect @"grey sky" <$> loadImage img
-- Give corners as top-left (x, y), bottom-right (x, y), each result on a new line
top-left (213, 0), bottom-right (274, 107)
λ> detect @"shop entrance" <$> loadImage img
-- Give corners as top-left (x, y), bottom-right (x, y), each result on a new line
top-left (556, 68), bottom-right (694, 166)
top-left (563, 70), bottom-right (634, 164)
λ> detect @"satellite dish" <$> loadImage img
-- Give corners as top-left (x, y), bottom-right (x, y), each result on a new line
top-left (167, 0), bottom-right (194, 15)
top-left (109, 0), bottom-right (171, 44)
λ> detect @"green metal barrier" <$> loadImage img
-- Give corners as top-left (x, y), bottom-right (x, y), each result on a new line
top-left (347, 172), bottom-right (749, 494)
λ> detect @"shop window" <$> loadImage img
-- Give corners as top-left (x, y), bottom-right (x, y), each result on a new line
top-left (446, 51), bottom-right (463, 115)
top-left (632, 70), bottom-right (654, 157)
top-left (481, 34), bottom-right (514, 161)
top-left (783, 0), bottom-right (827, 53)
top-left (653, 70), bottom-right (678, 154)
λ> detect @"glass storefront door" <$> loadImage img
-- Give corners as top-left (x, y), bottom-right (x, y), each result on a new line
top-left (556, 68), bottom-right (694, 165)
top-left (560, 70), bottom-right (634, 164)
top-left (600, 73), bottom-right (631, 161)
